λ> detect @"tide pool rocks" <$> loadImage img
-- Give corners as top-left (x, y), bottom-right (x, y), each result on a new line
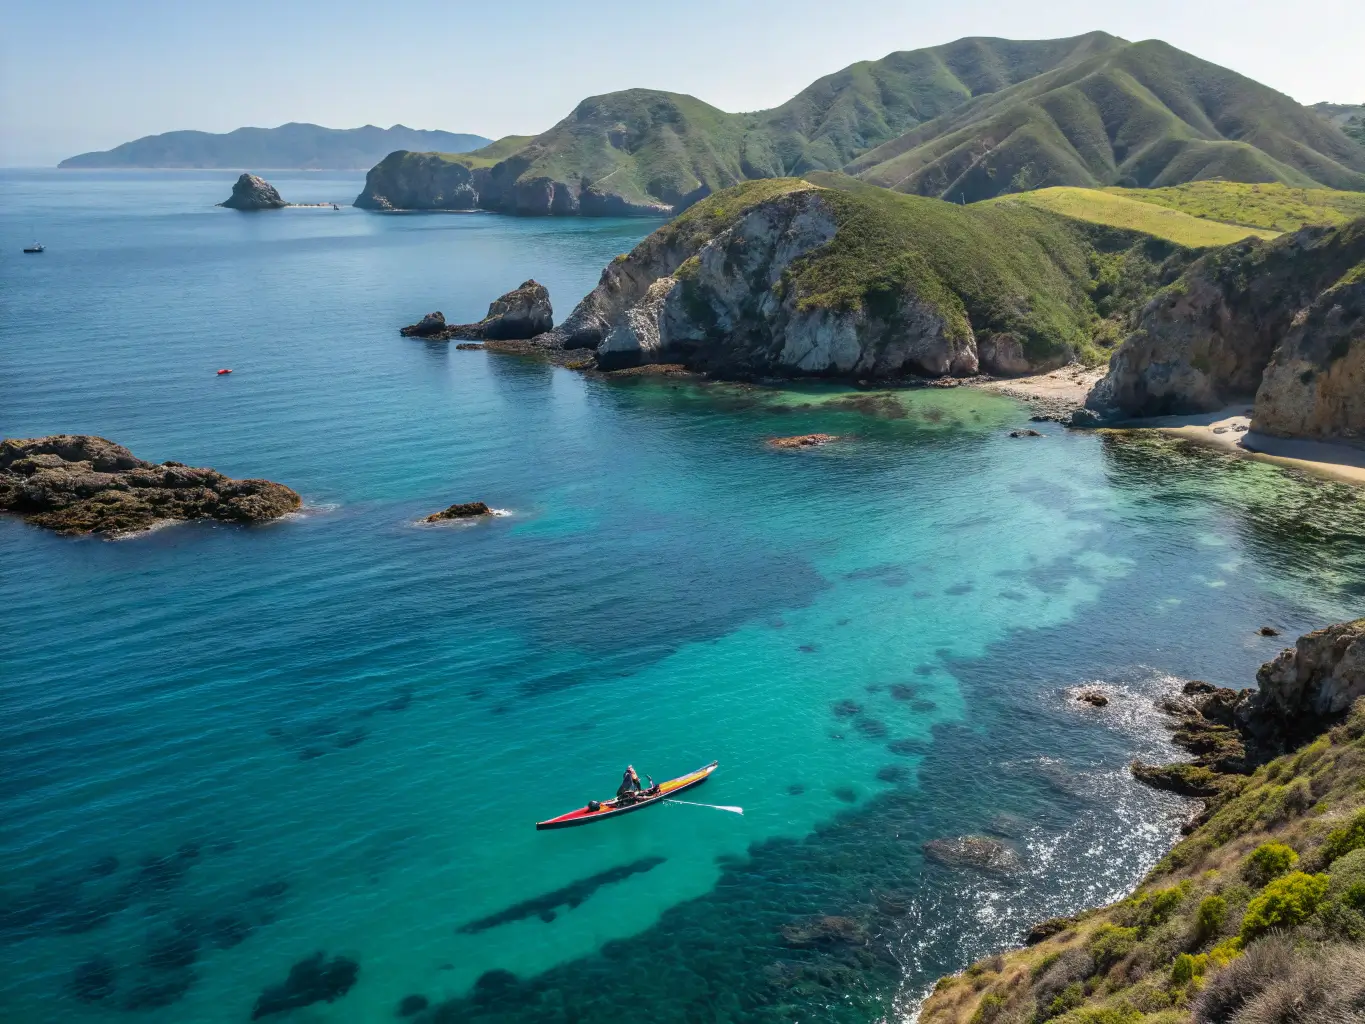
top-left (219, 173), bottom-right (287, 210)
top-left (425, 501), bottom-right (492, 522)
top-left (400, 281), bottom-right (553, 341)
top-left (0, 435), bottom-right (301, 535)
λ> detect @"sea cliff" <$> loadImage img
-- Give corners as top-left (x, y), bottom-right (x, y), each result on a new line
top-left (919, 620), bottom-right (1365, 1024)
top-left (524, 177), bottom-right (1193, 379)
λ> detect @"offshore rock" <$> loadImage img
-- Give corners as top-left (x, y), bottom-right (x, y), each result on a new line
top-left (219, 173), bottom-right (287, 210)
top-left (399, 281), bottom-right (552, 341)
top-left (1085, 220), bottom-right (1365, 424)
top-left (354, 151), bottom-right (478, 211)
top-left (537, 185), bottom-right (978, 378)
top-left (767, 434), bottom-right (839, 449)
top-left (399, 312), bottom-right (446, 337)
top-left (425, 501), bottom-right (492, 522)
top-left (0, 435), bottom-right (301, 535)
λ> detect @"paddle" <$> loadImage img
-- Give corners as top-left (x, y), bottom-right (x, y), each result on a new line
top-left (664, 798), bottom-right (743, 815)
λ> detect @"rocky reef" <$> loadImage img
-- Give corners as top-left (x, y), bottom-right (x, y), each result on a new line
top-left (0, 435), bottom-right (300, 535)
top-left (921, 619), bottom-right (1365, 1024)
top-left (219, 173), bottom-right (287, 210)
top-left (400, 281), bottom-right (552, 341)
top-left (1083, 218), bottom-right (1365, 440)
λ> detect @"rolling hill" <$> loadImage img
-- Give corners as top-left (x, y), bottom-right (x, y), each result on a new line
top-left (357, 33), bottom-right (1131, 214)
top-left (357, 35), bottom-right (1365, 216)
top-left (59, 124), bottom-right (493, 170)
top-left (848, 40), bottom-right (1365, 201)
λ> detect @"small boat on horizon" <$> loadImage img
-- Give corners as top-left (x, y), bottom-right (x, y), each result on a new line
top-left (535, 760), bottom-right (719, 830)
top-left (23, 243), bottom-right (44, 254)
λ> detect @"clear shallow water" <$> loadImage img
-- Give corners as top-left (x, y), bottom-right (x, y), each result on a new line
top-left (3, 170), bottom-right (1365, 1023)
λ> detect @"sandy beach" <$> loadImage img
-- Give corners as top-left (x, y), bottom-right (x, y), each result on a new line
top-left (969, 364), bottom-right (1108, 421)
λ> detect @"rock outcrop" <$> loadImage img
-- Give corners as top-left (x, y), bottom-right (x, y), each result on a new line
top-left (0, 435), bottom-right (301, 535)
top-left (424, 502), bottom-right (492, 522)
top-left (1084, 219), bottom-right (1365, 426)
top-left (399, 282), bottom-right (552, 341)
top-left (219, 174), bottom-right (287, 210)
top-left (354, 152), bottom-right (479, 211)
top-left (536, 183), bottom-right (981, 378)
top-left (1240, 618), bottom-right (1365, 734)
top-left (1253, 267), bottom-right (1365, 440)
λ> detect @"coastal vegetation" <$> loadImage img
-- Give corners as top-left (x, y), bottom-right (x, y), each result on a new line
top-left (356, 35), bottom-right (1365, 215)
top-left (919, 646), bottom-right (1365, 1024)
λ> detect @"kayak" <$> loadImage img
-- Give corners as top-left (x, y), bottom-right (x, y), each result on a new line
top-left (536, 761), bottom-right (718, 830)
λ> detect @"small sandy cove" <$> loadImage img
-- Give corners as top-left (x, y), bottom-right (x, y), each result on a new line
top-left (973, 366), bottom-right (1365, 487)
top-left (1124, 408), bottom-right (1365, 486)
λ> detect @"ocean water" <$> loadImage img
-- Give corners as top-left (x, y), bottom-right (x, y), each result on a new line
top-left (3, 170), bottom-right (1365, 1024)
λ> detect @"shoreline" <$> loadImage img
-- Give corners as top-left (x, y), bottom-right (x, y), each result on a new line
top-left (1111, 407), bottom-right (1365, 486)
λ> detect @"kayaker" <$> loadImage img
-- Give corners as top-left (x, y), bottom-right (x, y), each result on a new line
top-left (617, 766), bottom-right (643, 801)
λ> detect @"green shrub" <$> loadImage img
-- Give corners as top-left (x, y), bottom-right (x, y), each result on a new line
top-left (1170, 952), bottom-right (1204, 985)
top-left (1031, 951), bottom-right (1061, 979)
top-left (1241, 842), bottom-right (1299, 886)
top-left (1194, 894), bottom-right (1228, 941)
top-left (1144, 885), bottom-right (1186, 928)
top-left (1239, 871), bottom-right (1330, 940)
top-left (1052, 1004), bottom-right (1141, 1024)
top-left (1090, 924), bottom-right (1139, 971)
top-left (1049, 982), bottom-right (1085, 1018)
top-left (1321, 808), bottom-right (1365, 864)
top-left (1345, 882), bottom-right (1365, 910)
top-left (970, 992), bottom-right (1007, 1024)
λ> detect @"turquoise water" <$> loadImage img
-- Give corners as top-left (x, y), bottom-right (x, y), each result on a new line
top-left (3, 170), bottom-right (1365, 1024)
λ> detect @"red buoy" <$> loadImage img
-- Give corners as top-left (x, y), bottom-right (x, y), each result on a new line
top-left (216, 368), bottom-right (233, 375)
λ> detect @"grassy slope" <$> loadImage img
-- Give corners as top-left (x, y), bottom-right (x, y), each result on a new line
top-left (1313, 103), bottom-right (1365, 147)
top-left (749, 32), bottom-right (1124, 174)
top-left (850, 40), bottom-right (1365, 202)
top-left (989, 188), bottom-right (1279, 246)
top-left (441, 135), bottom-right (537, 169)
top-left (1107, 180), bottom-right (1365, 232)
top-left (666, 176), bottom-right (1198, 366)
top-left (920, 697), bottom-right (1365, 1024)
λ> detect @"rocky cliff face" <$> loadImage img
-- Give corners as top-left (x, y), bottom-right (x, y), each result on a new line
top-left (354, 152), bottom-right (478, 211)
top-left (1084, 219), bottom-right (1365, 426)
top-left (219, 173), bottom-right (287, 210)
top-left (0, 435), bottom-right (301, 535)
top-left (354, 150), bottom-right (674, 216)
top-left (1243, 618), bottom-right (1365, 726)
top-left (541, 183), bottom-right (981, 377)
top-left (1253, 267), bottom-right (1365, 440)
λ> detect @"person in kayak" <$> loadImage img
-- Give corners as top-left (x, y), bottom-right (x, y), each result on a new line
top-left (616, 766), bottom-right (655, 804)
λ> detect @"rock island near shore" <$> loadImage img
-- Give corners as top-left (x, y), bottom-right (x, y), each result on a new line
top-left (400, 281), bottom-right (552, 342)
top-left (219, 173), bottom-right (288, 211)
top-left (0, 435), bottom-right (301, 536)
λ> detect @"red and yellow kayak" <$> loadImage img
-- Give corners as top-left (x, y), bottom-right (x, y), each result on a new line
top-left (535, 761), bottom-right (718, 830)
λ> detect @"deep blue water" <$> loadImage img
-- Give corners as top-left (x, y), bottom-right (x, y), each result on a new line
top-left (3, 170), bottom-right (1364, 1024)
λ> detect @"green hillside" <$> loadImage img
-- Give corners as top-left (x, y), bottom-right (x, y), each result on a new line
top-left (987, 187), bottom-right (1278, 246)
top-left (748, 32), bottom-right (1123, 174)
top-left (850, 40), bottom-right (1365, 202)
top-left (442, 135), bottom-right (536, 169)
top-left (1313, 102), bottom-right (1365, 147)
top-left (1107, 180), bottom-right (1365, 232)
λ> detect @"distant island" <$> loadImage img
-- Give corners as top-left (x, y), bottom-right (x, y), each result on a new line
top-left (355, 32), bottom-right (1365, 217)
top-left (58, 123), bottom-right (493, 170)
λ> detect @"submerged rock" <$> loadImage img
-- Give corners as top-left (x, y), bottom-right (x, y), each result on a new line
top-left (70, 956), bottom-right (117, 1002)
top-left (425, 501), bottom-right (492, 522)
top-left (397, 993), bottom-right (429, 1017)
top-left (922, 835), bottom-right (1020, 873)
top-left (219, 173), bottom-right (287, 211)
top-left (767, 434), bottom-right (839, 449)
top-left (400, 281), bottom-right (553, 341)
top-left (0, 435), bottom-right (300, 536)
top-left (251, 952), bottom-right (359, 1020)
top-left (778, 915), bottom-right (868, 949)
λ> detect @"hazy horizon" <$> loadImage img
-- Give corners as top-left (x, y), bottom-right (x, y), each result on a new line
top-left (3, 0), bottom-right (1363, 167)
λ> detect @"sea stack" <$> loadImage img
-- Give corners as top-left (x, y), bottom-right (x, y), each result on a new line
top-left (220, 173), bottom-right (288, 210)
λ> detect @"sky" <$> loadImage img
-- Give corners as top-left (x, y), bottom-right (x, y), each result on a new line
top-left (2, 0), bottom-right (1363, 166)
